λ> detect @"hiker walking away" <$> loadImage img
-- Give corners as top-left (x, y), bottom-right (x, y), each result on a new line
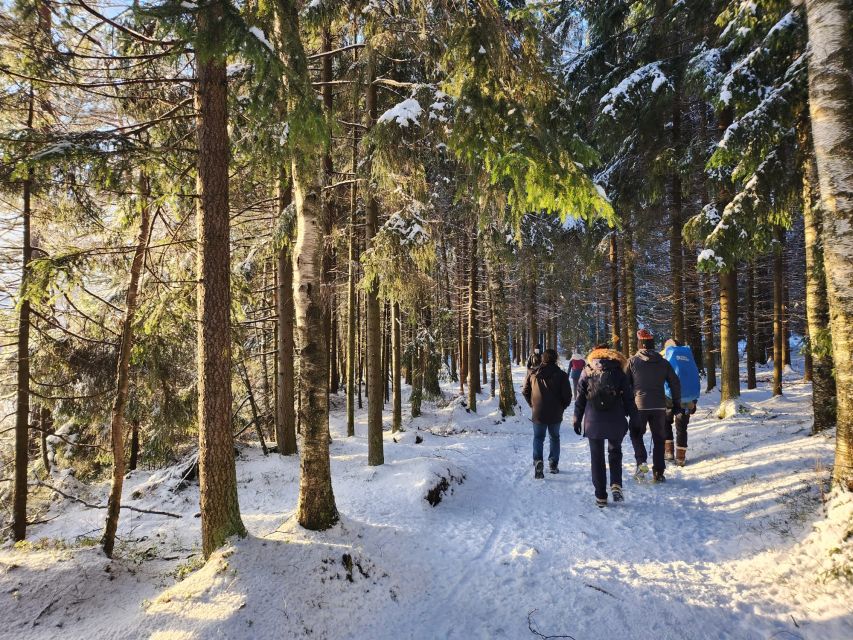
top-left (628, 329), bottom-right (681, 482)
top-left (568, 352), bottom-right (585, 401)
top-left (522, 348), bottom-right (572, 479)
top-left (663, 338), bottom-right (700, 467)
top-left (526, 343), bottom-right (543, 371)
top-left (573, 345), bottom-right (637, 507)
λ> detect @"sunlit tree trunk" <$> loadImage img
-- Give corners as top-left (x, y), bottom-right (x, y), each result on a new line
top-left (195, 2), bottom-right (246, 556)
top-left (746, 261), bottom-right (757, 390)
top-left (719, 267), bottom-right (740, 412)
top-left (364, 52), bottom-right (384, 466)
top-left (468, 230), bottom-right (479, 412)
top-left (801, 126), bottom-right (836, 433)
top-left (276, 177), bottom-right (297, 455)
top-left (102, 170), bottom-right (153, 557)
top-left (805, 0), bottom-right (852, 487)
top-left (772, 227), bottom-right (784, 396)
top-left (485, 235), bottom-right (516, 416)
top-left (391, 301), bottom-right (402, 432)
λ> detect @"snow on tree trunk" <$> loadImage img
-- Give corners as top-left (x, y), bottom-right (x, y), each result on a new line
top-left (195, 6), bottom-right (246, 556)
top-left (805, 0), bottom-right (853, 488)
top-left (102, 170), bottom-right (152, 558)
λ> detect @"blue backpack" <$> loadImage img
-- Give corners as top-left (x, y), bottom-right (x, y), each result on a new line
top-left (664, 345), bottom-right (700, 404)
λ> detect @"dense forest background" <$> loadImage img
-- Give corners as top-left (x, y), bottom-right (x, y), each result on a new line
top-left (0, 0), bottom-right (851, 560)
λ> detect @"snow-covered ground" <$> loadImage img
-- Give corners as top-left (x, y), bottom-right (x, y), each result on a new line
top-left (1, 362), bottom-right (851, 640)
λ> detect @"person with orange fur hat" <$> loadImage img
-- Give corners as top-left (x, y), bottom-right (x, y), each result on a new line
top-left (573, 344), bottom-right (638, 507)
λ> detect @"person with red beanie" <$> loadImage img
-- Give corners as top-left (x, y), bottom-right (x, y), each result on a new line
top-left (628, 329), bottom-right (681, 482)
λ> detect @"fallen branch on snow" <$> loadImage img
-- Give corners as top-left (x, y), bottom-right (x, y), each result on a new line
top-left (32, 480), bottom-right (182, 518)
top-left (527, 609), bottom-right (577, 639)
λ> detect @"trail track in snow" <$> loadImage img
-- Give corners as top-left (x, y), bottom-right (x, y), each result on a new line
top-left (0, 364), bottom-right (850, 640)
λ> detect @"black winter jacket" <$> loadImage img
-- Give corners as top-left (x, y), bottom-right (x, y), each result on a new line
top-left (628, 350), bottom-right (682, 410)
top-left (574, 348), bottom-right (637, 440)
top-left (522, 363), bottom-right (573, 425)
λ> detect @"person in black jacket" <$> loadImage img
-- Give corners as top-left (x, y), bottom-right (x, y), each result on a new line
top-left (573, 346), bottom-right (638, 507)
top-left (526, 343), bottom-right (543, 371)
top-left (628, 329), bottom-right (681, 482)
top-left (522, 349), bottom-right (572, 478)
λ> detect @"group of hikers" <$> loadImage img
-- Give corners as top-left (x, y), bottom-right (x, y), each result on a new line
top-left (522, 329), bottom-right (701, 508)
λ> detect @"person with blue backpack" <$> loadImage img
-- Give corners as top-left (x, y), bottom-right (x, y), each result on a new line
top-left (663, 338), bottom-right (701, 467)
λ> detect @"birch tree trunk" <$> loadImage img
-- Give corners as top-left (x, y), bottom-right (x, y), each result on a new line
top-left (805, 0), bottom-right (853, 488)
top-left (102, 171), bottom-right (153, 558)
top-left (195, 2), bottom-right (246, 557)
top-left (292, 158), bottom-right (339, 529)
top-left (801, 128), bottom-right (836, 433)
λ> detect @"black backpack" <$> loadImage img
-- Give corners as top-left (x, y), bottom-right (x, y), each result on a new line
top-left (587, 366), bottom-right (622, 411)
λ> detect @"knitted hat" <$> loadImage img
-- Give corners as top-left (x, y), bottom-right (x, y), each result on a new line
top-left (637, 328), bottom-right (654, 341)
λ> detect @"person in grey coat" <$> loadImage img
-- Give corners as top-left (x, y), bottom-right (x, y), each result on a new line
top-left (628, 329), bottom-right (682, 482)
top-left (573, 346), bottom-right (638, 507)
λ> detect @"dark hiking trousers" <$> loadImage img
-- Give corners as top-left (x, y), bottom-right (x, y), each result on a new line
top-left (665, 408), bottom-right (690, 448)
top-left (630, 409), bottom-right (667, 474)
top-left (589, 438), bottom-right (623, 500)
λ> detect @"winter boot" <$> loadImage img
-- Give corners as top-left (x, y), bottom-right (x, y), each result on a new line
top-left (534, 460), bottom-right (544, 479)
top-left (653, 470), bottom-right (666, 483)
top-left (611, 485), bottom-right (624, 502)
top-left (596, 497), bottom-right (607, 508)
top-left (664, 440), bottom-right (675, 461)
top-left (549, 460), bottom-right (559, 474)
top-left (634, 462), bottom-right (649, 480)
top-left (675, 446), bottom-right (687, 467)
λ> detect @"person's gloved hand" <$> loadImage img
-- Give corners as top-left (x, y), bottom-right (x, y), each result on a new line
top-left (573, 420), bottom-right (582, 436)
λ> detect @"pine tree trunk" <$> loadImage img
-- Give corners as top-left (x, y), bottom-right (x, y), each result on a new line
top-left (276, 177), bottom-right (297, 454)
top-left (719, 267), bottom-right (740, 409)
top-left (746, 262), bottom-right (757, 390)
top-left (625, 225), bottom-right (638, 354)
top-left (102, 170), bottom-right (153, 557)
top-left (40, 407), bottom-right (52, 474)
top-left (128, 419), bottom-right (140, 472)
top-left (346, 104), bottom-right (359, 437)
top-left (619, 241), bottom-right (629, 357)
top-left (12, 153), bottom-right (32, 543)
top-left (468, 231), bottom-right (479, 412)
top-left (801, 127), bottom-right (836, 433)
top-left (195, 7), bottom-right (246, 556)
top-left (609, 233), bottom-right (621, 350)
top-left (528, 259), bottom-right (538, 352)
top-left (670, 101), bottom-right (685, 343)
top-left (364, 56), bottom-right (384, 466)
top-left (702, 273), bottom-right (717, 392)
top-left (772, 227), bottom-right (784, 396)
top-left (485, 245), bottom-right (517, 416)
top-left (391, 301), bottom-right (402, 432)
top-left (684, 246), bottom-right (704, 370)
